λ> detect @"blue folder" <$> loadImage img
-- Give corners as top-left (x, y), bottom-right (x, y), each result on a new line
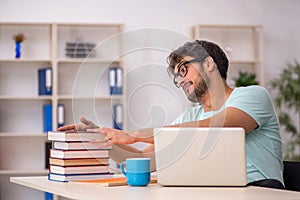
top-left (38, 67), bottom-right (52, 95)
top-left (43, 104), bottom-right (52, 132)
top-left (109, 67), bottom-right (123, 95)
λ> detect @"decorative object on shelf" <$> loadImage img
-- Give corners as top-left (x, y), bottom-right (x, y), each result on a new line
top-left (12, 33), bottom-right (25, 59)
top-left (65, 41), bottom-right (96, 58)
top-left (269, 60), bottom-right (300, 161)
top-left (234, 71), bottom-right (259, 87)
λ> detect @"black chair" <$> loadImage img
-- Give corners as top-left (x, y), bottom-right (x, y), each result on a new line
top-left (283, 161), bottom-right (300, 191)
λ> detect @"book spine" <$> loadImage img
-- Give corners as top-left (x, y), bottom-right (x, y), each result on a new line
top-left (113, 104), bottom-right (123, 130)
top-left (45, 141), bottom-right (52, 169)
top-left (43, 104), bottom-right (53, 133)
top-left (109, 67), bottom-right (116, 95)
top-left (57, 104), bottom-right (65, 128)
top-left (38, 67), bottom-right (52, 95)
top-left (116, 67), bottom-right (123, 95)
top-left (45, 192), bottom-right (53, 200)
top-left (50, 149), bottom-right (109, 159)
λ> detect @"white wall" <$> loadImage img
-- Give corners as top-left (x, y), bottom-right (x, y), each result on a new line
top-left (1, 0), bottom-right (300, 139)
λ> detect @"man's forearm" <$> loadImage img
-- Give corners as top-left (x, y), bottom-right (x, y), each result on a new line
top-left (128, 121), bottom-right (209, 144)
top-left (129, 128), bottom-right (155, 144)
top-left (110, 144), bottom-right (156, 171)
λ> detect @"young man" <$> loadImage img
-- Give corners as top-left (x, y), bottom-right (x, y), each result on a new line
top-left (59, 40), bottom-right (284, 189)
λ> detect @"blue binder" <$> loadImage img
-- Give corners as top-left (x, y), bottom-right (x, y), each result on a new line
top-left (57, 104), bottom-right (65, 128)
top-left (45, 192), bottom-right (53, 200)
top-left (38, 67), bottom-right (52, 95)
top-left (113, 104), bottom-right (123, 130)
top-left (109, 67), bottom-right (123, 95)
top-left (43, 104), bottom-right (52, 132)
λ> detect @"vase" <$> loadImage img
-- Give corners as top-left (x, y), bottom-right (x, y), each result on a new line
top-left (15, 42), bottom-right (21, 59)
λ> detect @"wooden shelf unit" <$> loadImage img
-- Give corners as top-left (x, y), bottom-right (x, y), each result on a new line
top-left (0, 22), bottom-right (125, 200)
top-left (191, 24), bottom-right (264, 86)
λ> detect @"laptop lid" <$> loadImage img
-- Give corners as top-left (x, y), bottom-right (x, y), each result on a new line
top-left (153, 127), bottom-right (246, 186)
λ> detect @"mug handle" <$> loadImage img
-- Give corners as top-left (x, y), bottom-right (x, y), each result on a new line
top-left (120, 162), bottom-right (126, 176)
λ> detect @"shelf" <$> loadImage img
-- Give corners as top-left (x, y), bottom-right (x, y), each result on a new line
top-left (193, 24), bottom-right (262, 29)
top-left (57, 95), bottom-right (123, 100)
top-left (230, 60), bottom-right (262, 65)
top-left (0, 22), bottom-right (125, 199)
top-left (191, 24), bottom-right (264, 86)
top-left (57, 58), bottom-right (122, 64)
top-left (0, 133), bottom-right (47, 137)
top-left (0, 59), bottom-right (51, 63)
top-left (0, 169), bottom-right (48, 175)
top-left (0, 95), bottom-right (52, 100)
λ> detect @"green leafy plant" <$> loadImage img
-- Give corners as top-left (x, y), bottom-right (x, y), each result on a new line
top-left (269, 60), bottom-right (300, 160)
top-left (234, 71), bottom-right (259, 87)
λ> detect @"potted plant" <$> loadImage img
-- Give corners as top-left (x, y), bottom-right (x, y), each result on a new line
top-left (234, 71), bottom-right (259, 87)
top-left (269, 61), bottom-right (300, 161)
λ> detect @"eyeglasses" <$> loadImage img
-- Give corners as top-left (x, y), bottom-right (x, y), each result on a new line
top-left (173, 58), bottom-right (203, 88)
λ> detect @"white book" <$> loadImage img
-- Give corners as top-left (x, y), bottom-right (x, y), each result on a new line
top-left (48, 131), bottom-right (104, 142)
top-left (50, 149), bottom-right (109, 159)
top-left (53, 141), bottom-right (112, 150)
top-left (48, 172), bottom-right (114, 182)
top-left (49, 165), bottom-right (110, 175)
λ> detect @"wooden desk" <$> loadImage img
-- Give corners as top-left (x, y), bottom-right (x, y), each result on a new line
top-left (10, 176), bottom-right (300, 200)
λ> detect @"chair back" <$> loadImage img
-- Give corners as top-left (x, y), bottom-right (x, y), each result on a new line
top-left (283, 161), bottom-right (300, 191)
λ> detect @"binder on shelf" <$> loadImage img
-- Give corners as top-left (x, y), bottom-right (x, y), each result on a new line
top-left (113, 104), bottom-right (123, 130)
top-left (109, 67), bottom-right (123, 95)
top-left (57, 104), bottom-right (65, 128)
top-left (43, 104), bottom-right (53, 133)
top-left (45, 141), bottom-right (52, 169)
top-left (38, 67), bottom-right (52, 95)
top-left (45, 192), bottom-right (53, 200)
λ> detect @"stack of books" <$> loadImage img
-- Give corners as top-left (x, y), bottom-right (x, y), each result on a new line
top-left (65, 41), bottom-right (96, 58)
top-left (47, 131), bottom-right (113, 182)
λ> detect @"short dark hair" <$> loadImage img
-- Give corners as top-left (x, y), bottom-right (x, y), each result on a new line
top-left (167, 40), bottom-right (229, 80)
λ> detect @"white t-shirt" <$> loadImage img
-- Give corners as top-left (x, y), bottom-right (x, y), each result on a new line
top-left (171, 85), bottom-right (284, 184)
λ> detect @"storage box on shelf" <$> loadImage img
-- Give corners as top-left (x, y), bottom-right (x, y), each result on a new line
top-left (191, 25), bottom-right (264, 87)
top-left (0, 22), bottom-right (125, 200)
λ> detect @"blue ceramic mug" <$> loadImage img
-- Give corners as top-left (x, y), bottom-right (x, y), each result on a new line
top-left (120, 158), bottom-right (151, 186)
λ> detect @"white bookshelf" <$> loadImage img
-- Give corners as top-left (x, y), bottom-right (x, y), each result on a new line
top-left (0, 22), bottom-right (125, 200)
top-left (191, 24), bottom-right (264, 86)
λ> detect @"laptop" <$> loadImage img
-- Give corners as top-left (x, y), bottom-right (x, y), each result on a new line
top-left (153, 127), bottom-right (247, 186)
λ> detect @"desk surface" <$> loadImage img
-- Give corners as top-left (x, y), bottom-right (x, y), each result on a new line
top-left (11, 176), bottom-right (300, 200)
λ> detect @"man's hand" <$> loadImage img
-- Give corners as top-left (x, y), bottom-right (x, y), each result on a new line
top-left (57, 116), bottom-right (99, 131)
top-left (87, 127), bottom-right (136, 147)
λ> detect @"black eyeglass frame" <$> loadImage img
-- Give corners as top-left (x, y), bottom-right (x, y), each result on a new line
top-left (173, 58), bottom-right (204, 88)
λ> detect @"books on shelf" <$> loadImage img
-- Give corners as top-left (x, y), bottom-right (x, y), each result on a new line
top-left (113, 104), bottom-right (123, 130)
top-left (49, 165), bottom-right (109, 175)
top-left (53, 141), bottom-right (112, 150)
top-left (48, 131), bottom-right (104, 142)
top-left (65, 41), bottom-right (96, 58)
top-left (49, 158), bottom-right (109, 166)
top-left (45, 192), bottom-right (53, 200)
top-left (45, 141), bottom-right (52, 169)
top-left (38, 67), bottom-right (52, 95)
top-left (43, 104), bottom-right (53, 132)
top-left (57, 104), bottom-right (65, 128)
top-left (48, 172), bottom-right (114, 182)
top-left (109, 66), bottom-right (123, 95)
top-left (50, 149), bottom-right (109, 159)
